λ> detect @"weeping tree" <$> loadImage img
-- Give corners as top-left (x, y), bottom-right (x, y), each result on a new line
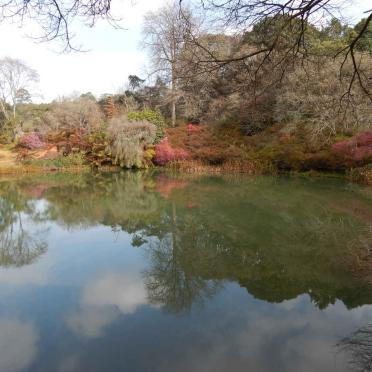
top-left (107, 116), bottom-right (156, 168)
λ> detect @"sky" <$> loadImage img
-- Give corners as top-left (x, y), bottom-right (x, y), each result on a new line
top-left (0, 0), bottom-right (370, 102)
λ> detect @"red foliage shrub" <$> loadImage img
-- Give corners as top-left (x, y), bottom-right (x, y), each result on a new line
top-left (50, 128), bottom-right (113, 167)
top-left (332, 130), bottom-right (372, 164)
top-left (153, 137), bottom-right (189, 165)
top-left (47, 128), bottom-right (98, 157)
top-left (165, 125), bottom-right (247, 165)
top-left (23, 184), bottom-right (51, 198)
top-left (186, 201), bottom-right (199, 209)
top-left (16, 148), bottom-right (29, 162)
top-left (18, 132), bottom-right (45, 149)
top-left (187, 124), bottom-right (202, 134)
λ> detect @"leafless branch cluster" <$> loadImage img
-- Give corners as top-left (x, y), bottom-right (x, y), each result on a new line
top-left (338, 13), bottom-right (372, 98)
top-left (179, 0), bottom-right (372, 99)
top-left (0, 0), bottom-right (118, 51)
top-left (337, 324), bottom-right (372, 372)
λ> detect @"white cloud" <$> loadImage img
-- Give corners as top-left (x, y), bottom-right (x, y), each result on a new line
top-left (0, 23), bottom-right (146, 101)
top-left (0, 0), bottom-right (167, 102)
top-left (0, 265), bottom-right (49, 286)
top-left (66, 306), bottom-right (120, 338)
top-left (0, 318), bottom-right (39, 372)
top-left (341, 0), bottom-right (371, 23)
top-left (82, 271), bottom-right (148, 313)
top-left (66, 270), bottom-right (150, 338)
top-left (152, 296), bottom-right (372, 372)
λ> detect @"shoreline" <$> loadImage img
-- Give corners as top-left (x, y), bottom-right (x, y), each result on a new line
top-left (0, 161), bottom-right (369, 186)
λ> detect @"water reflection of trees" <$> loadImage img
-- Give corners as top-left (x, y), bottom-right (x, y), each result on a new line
top-left (42, 172), bottom-right (164, 232)
top-left (144, 206), bottom-right (221, 313)
top-left (344, 227), bottom-right (372, 287)
top-left (337, 324), bottom-right (372, 372)
top-left (141, 175), bottom-right (372, 312)
top-left (0, 185), bottom-right (48, 267)
top-left (1, 172), bottom-right (371, 310)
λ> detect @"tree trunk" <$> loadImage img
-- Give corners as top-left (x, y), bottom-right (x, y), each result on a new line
top-left (0, 100), bottom-right (8, 120)
top-left (171, 93), bottom-right (176, 127)
top-left (171, 62), bottom-right (176, 127)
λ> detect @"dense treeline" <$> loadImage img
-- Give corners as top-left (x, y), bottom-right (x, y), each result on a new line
top-left (0, 1), bottom-right (371, 179)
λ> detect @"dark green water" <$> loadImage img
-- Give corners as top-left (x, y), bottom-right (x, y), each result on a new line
top-left (0, 171), bottom-right (372, 372)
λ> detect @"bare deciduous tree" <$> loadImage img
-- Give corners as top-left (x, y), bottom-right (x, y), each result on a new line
top-left (0, 57), bottom-right (39, 120)
top-left (182, 0), bottom-right (372, 98)
top-left (275, 57), bottom-right (372, 143)
top-left (45, 95), bottom-right (104, 132)
top-left (143, 1), bottom-right (194, 127)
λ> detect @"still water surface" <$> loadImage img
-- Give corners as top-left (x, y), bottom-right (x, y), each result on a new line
top-left (0, 172), bottom-right (372, 371)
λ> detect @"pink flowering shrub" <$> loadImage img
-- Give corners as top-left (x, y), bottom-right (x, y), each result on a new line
top-left (153, 137), bottom-right (189, 165)
top-left (356, 130), bottom-right (372, 147)
top-left (332, 130), bottom-right (372, 163)
top-left (18, 133), bottom-right (45, 149)
top-left (332, 140), bottom-right (353, 153)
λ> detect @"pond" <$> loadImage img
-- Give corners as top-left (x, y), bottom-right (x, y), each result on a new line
top-left (0, 171), bottom-right (372, 372)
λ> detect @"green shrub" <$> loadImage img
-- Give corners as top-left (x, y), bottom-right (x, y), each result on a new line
top-left (256, 143), bottom-right (308, 171)
top-left (347, 164), bottom-right (372, 185)
top-left (0, 131), bottom-right (14, 144)
top-left (127, 109), bottom-right (165, 143)
top-left (0, 118), bottom-right (19, 143)
top-left (28, 152), bottom-right (87, 168)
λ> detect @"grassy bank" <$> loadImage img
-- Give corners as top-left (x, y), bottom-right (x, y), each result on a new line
top-left (0, 145), bottom-right (90, 174)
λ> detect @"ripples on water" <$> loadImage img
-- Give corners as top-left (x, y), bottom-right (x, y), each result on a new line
top-left (0, 171), bottom-right (371, 371)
